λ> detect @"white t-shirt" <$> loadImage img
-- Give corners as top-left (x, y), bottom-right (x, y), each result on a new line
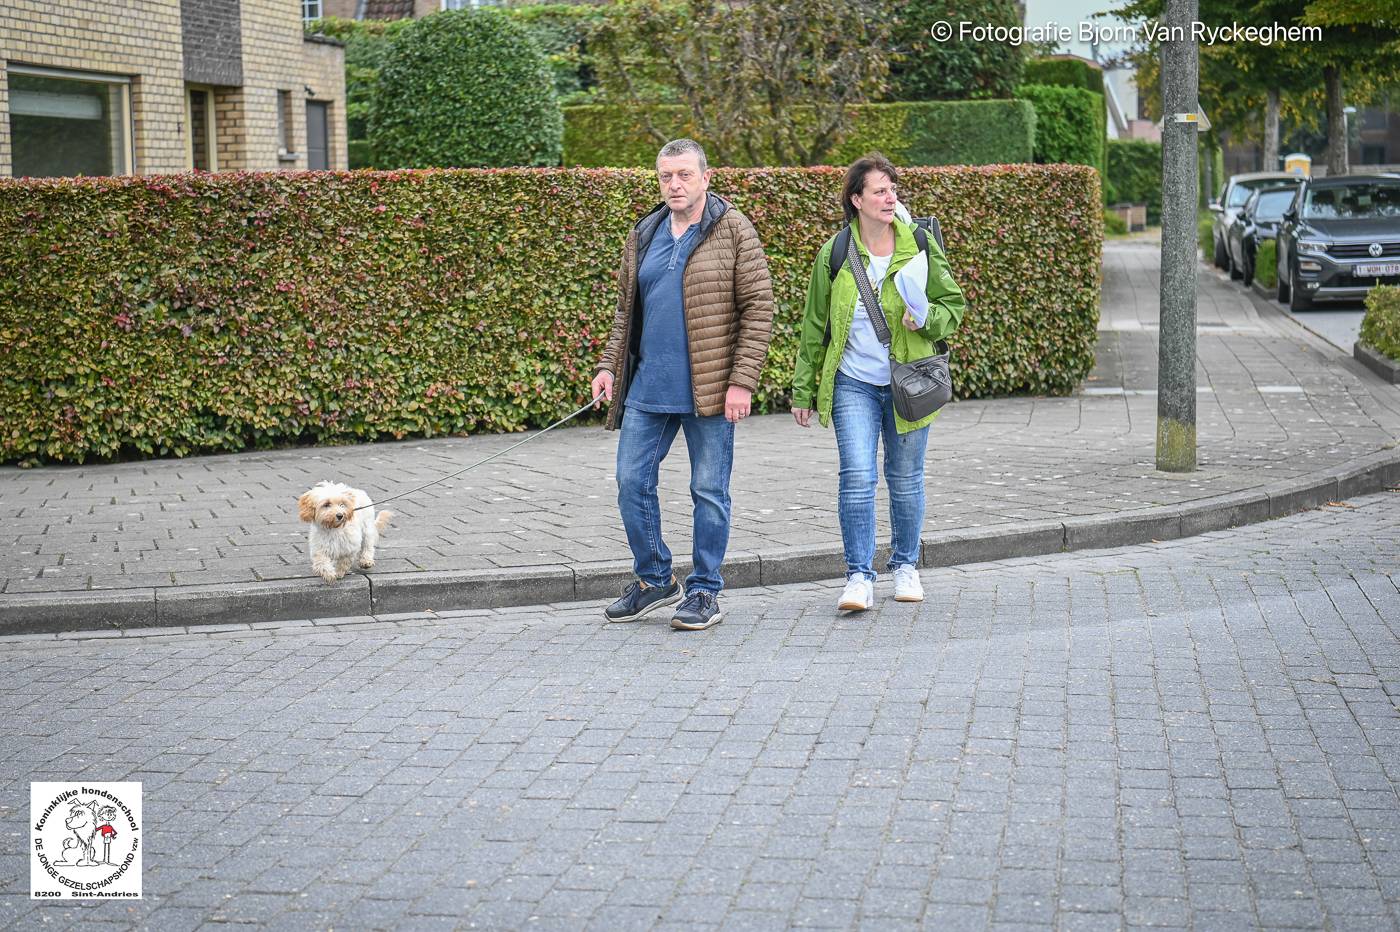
top-left (838, 251), bottom-right (893, 386)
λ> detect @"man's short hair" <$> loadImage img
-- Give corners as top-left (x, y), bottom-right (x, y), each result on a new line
top-left (657, 138), bottom-right (708, 172)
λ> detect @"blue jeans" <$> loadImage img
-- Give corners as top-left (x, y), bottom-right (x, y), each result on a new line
top-left (616, 409), bottom-right (734, 594)
top-left (832, 370), bottom-right (929, 581)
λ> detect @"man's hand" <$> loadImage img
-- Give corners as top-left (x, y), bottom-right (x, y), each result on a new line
top-left (725, 385), bottom-right (752, 423)
top-left (590, 371), bottom-right (613, 408)
top-left (902, 311), bottom-right (921, 331)
top-left (792, 407), bottom-right (814, 428)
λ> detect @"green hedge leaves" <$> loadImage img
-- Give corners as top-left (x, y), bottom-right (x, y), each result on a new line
top-left (562, 101), bottom-right (1036, 168)
top-left (367, 10), bottom-right (563, 169)
top-left (0, 165), bottom-right (1100, 463)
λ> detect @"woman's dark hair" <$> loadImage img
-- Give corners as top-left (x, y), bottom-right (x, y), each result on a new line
top-left (840, 152), bottom-right (899, 224)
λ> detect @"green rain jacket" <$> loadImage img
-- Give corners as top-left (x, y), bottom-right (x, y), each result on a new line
top-left (791, 219), bottom-right (967, 433)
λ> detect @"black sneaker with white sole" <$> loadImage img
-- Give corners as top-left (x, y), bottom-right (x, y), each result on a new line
top-left (670, 590), bottom-right (723, 630)
top-left (604, 575), bottom-right (681, 622)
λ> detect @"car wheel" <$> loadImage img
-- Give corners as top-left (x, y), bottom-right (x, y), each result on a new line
top-left (1288, 268), bottom-right (1312, 311)
top-left (1213, 236), bottom-right (1228, 269)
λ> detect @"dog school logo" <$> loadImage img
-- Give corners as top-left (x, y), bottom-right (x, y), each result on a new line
top-left (31, 782), bottom-right (141, 899)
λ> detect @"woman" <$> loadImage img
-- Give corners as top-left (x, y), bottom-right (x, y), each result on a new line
top-left (791, 153), bottom-right (966, 611)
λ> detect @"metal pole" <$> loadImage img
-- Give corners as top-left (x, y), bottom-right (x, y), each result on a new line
top-left (1156, 0), bottom-right (1198, 473)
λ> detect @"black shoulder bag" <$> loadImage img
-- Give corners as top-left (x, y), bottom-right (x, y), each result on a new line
top-left (843, 231), bottom-right (953, 422)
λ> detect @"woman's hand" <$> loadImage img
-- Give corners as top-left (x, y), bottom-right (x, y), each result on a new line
top-left (902, 311), bottom-right (920, 332)
top-left (792, 407), bottom-right (814, 428)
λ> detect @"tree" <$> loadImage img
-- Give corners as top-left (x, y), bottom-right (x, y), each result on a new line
top-left (368, 10), bottom-right (563, 169)
top-left (1109, 0), bottom-right (1400, 174)
top-left (1299, 0), bottom-right (1400, 173)
top-left (588, 0), bottom-right (892, 167)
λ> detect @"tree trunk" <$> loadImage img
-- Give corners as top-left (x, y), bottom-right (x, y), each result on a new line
top-left (1264, 88), bottom-right (1280, 172)
top-left (1325, 65), bottom-right (1348, 176)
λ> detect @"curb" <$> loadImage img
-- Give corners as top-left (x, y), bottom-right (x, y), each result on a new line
top-left (1355, 341), bottom-right (1400, 385)
top-left (4, 448), bottom-right (1399, 637)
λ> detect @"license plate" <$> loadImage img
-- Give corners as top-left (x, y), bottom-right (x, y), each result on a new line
top-left (1356, 262), bottom-right (1400, 277)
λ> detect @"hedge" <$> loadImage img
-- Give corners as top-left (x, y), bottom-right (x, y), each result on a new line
top-left (0, 165), bottom-right (1101, 464)
top-left (1255, 239), bottom-right (1278, 289)
top-left (498, 3), bottom-right (604, 106)
top-left (367, 10), bottom-right (562, 169)
top-left (1107, 138), bottom-right (1162, 224)
top-left (1197, 213), bottom-right (1215, 261)
top-left (1018, 84), bottom-right (1106, 183)
top-left (1024, 58), bottom-right (1105, 96)
top-left (562, 101), bottom-right (1036, 168)
top-left (1360, 285), bottom-right (1400, 362)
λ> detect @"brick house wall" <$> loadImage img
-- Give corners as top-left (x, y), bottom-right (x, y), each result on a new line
top-left (303, 35), bottom-right (348, 170)
top-left (220, 0), bottom-right (308, 170)
top-left (0, 0), bottom-right (346, 177)
top-left (0, 0), bottom-right (188, 175)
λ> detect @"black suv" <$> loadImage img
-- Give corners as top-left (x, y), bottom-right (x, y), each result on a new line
top-left (1226, 184), bottom-right (1298, 287)
top-left (1275, 173), bottom-right (1400, 310)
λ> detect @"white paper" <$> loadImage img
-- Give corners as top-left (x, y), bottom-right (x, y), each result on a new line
top-left (895, 249), bottom-right (929, 328)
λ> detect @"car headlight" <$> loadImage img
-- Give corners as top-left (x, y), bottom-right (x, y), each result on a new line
top-left (1297, 240), bottom-right (1329, 254)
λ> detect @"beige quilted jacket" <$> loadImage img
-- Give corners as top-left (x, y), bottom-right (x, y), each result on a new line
top-left (596, 193), bottom-right (774, 430)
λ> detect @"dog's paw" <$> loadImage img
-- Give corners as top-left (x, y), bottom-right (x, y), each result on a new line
top-left (318, 569), bottom-right (339, 584)
top-left (358, 558), bottom-right (375, 570)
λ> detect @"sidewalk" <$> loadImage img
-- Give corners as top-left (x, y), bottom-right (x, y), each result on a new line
top-left (3, 241), bottom-right (1399, 633)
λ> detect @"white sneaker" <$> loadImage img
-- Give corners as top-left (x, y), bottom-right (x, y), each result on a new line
top-left (893, 564), bottom-right (924, 602)
top-left (838, 575), bottom-right (874, 611)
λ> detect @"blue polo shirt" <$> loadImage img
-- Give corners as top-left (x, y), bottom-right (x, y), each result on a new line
top-left (626, 220), bottom-right (698, 414)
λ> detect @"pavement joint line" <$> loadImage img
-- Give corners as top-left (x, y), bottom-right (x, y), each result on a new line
top-left (2, 447), bottom-right (1397, 638)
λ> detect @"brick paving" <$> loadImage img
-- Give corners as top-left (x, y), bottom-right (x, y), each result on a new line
top-left (1, 490), bottom-right (1397, 929)
top-left (2, 242), bottom-right (1399, 606)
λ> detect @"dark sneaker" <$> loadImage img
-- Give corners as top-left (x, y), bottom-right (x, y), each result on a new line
top-left (604, 575), bottom-right (681, 622)
top-left (670, 590), bottom-right (724, 631)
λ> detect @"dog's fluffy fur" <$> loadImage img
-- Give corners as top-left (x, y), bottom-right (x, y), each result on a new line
top-left (297, 481), bottom-right (393, 584)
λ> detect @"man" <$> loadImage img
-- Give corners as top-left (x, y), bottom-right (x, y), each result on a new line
top-left (591, 139), bottom-right (774, 631)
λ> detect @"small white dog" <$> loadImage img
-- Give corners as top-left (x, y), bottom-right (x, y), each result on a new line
top-left (297, 481), bottom-right (393, 584)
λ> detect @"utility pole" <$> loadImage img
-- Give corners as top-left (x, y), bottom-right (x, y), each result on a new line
top-left (1156, 0), bottom-right (1199, 473)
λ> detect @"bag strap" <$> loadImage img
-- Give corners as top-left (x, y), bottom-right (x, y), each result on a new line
top-left (844, 229), bottom-right (894, 351)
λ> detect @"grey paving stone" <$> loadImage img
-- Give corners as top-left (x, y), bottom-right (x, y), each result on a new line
top-left (3, 348), bottom-right (1400, 931)
top-left (5, 244), bottom-right (1400, 633)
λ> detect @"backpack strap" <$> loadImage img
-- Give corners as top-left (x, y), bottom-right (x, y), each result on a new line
top-left (913, 224), bottom-right (928, 255)
top-left (829, 218), bottom-right (940, 281)
top-left (827, 227), bottom-right (852, 281)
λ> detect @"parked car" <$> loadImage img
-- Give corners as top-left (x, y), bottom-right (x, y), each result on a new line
top-left (1276, 173), bottom-right (1400, 311)
top-left (1210, 172), bottom-right (1302, 270)
top-left (1225, 184), bottom-right (1299, 286)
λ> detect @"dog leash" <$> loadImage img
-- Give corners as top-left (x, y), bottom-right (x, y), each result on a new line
top-left (352, 394), bottom-right (604, 512)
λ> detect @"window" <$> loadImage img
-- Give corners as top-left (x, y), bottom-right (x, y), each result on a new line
top-left (7, 66), bottom-right (132, 178)
top-left (1303, 183), bottom-right (1400, 220)
top-left (442, 0), bottom-right (499, 9)
top-left (302, 0), bottom-right (322, 23)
